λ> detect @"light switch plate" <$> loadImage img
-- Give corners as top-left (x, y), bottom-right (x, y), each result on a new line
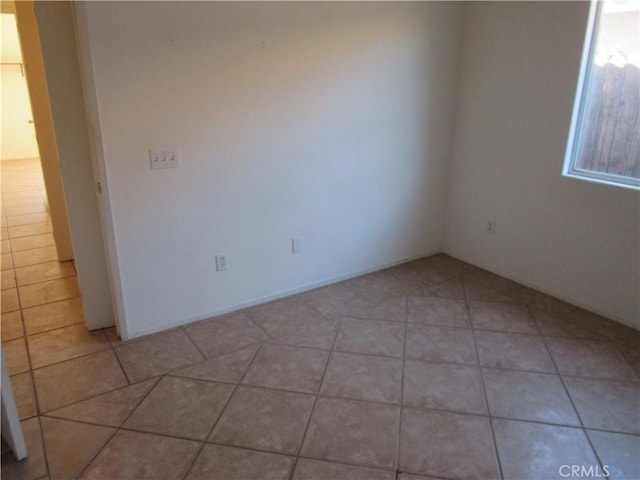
top-left (149, 148), bottom-right (179, 169)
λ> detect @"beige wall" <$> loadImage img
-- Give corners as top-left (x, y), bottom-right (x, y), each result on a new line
top-left (445, 2), bottom-right (640, 328)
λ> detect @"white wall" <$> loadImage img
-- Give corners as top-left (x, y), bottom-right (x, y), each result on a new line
top-left (445, 2), bottom-right (640, 329)
top-left (78, 2), bottom-right (462, 338)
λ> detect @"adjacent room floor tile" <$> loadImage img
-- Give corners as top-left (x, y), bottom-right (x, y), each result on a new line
top-left (404, 361), bottom-right (486, 414)
top-left (301, 397), bottom-right (400, 469)
top-left (18, 276), bottom-right (80, 308)
top-left (80, 430), bottom-right (200, 479)
top-left (15, 261), bottom-right (75, 286)
top-left (0, 417), bottom-right (48, 480)
top-left (1, 288), bottom-right (19, 313)
top-left (242, 344), bottom-right (328, 393)
top-left (171, 345), bottom-right (257, 384)
top-left (41, 417), bottom-right (115, 480)
top-left (1, 269), bottom-right (16, 290)
top-left (7, 222), bottom-right (52, 238)
top-left (9, 372), bottom-right (37, 420)
top-left (563, 377), bottom-right (640, 434)
top-left (34, 349), bottom-right (128, 412)
top-left (545, 337), bottom-right (637, 381)
top-left (10, 233), bottom-right (55, 252)
top-left (22, 297), bottom-right (85, 335)
top-left (587, 430), bottom-right (640, 480)
top-left (46, 378), bottom-right (159, 428)
top-left (475, 330), bottom-right (555, 373)
top-left (185, 313), bottom-right (267, 358)
top-left (27, 324), bottom-right (110, 369)
top-left (321, 351), bottom-right (402, 404)
top-left (1, 253), bottom-right (14, 271)
top-left (407, 296), bottom-right (469, 328)
top-left (334, 317), bottom-right (404, 357)
top-left (210, 386), bottom-right (314, 454)
top-left (292, 459), bottom-right (396, 480)
top-left (12, 246), bottom-right (58, 268)
top-left (1, 310), bottom-right (23, 341)
top-left (115, 329), bottom-right (204, 382)
top-left (185, 444), bottom-right (294, 480)
top-left (124, 376), bottom-right (233, 440)
top-left (400, 408), bottom-right (499, 479)
top-left (493, 419), bottom-right (599, 480)
top-left (3, 337), bottom-right (30, 374)
top-left (406, 324), bottom-right (477, 365)
top-left (483, 368), bottom-right (579, 425)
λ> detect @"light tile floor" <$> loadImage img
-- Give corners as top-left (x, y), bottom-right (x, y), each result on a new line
top-left (1, 159), bottom-right (639, 480)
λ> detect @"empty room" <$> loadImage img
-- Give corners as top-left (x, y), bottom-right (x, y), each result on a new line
top-left (1, 1), bottom-right (638, 479)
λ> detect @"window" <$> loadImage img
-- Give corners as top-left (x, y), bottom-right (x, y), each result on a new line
top-left (564, 0), bottom-right (640, 189)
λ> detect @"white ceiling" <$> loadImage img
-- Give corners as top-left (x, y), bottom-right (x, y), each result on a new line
top-left (1, 13), bottom-right (23, 64)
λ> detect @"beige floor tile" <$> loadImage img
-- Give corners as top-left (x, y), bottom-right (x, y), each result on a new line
top-left (8, 222), bottom-right (52, 238)
top-left (9, 371), bottom-right (37, 420)
top-left (400, 409), bottom-right (499, 479)
top-left (171, 345), bottom-right (257, 383)
top-left (463, 270), bottom-right (523, 302)
top-left (185, 313), bottom-right (267, 358)
top-left (301, 397), bottom-right (400, 469)
top-left (246, 298), bottom-right (331, 339)
top-left (406, 324), bottom-right (477, 365)
top-left (1, 253), bottom-right (13, 271)
top-left (475, 330), bottom-right (555, 373)
top-left (15, 261), bottom-right (75, 286)
top-left (80, 430), bottom-right (200, 480)
top-left (509, 288), bottom-right (578, 317)
top-left (545, 337), bottom-right (637, 381)
top-left (0, 417), bottom-right (48, 480)
top-left (1, 238), bottom-right (10, 251)
top-left (564, 377), bottom-right (640, 434)
top-left (3, 337), bottom-right (30, 374)
top-left (483, 368), bottom-right (579, 425)
top-left (41, 417), bottom-right (115, 480)
top-left (349, 270), bottom-right (418, 301)
top-left (532, 308), bottom-right (605, 341)
top-left (413, 276), bottom-right (465, 299)
top-left (18, 276), bottom-right (80, 308)
top-left (618, 343), bottom-right (640, 377)
top-left (4, 202), bottom-right (47, 216)
top-left (46, 378), bottom-right (158, 428)
top-left (587, 430), bottom-right (640, 480)
top-left (397, 474), bottom-right (445, 480)
top-left (469, 301), bottom-right (537, 334)
top-left (404, 361), bottom-right (486, 414)
top-left (0, 228), bottom-right (8, 240)
top-left (27, 323), bottom-right (110, 369)
top-left (12, 246), bottom-right (58, 268)
top-left (22, 297), bottom-right (85, 335)
top-left (293, 459), bottom-right (396, 480)
top-left (115, 329), bottom-right (204, 382)
top-left (6, 213), bottom-right (50, 227)
top-left (124, 376), bottom-right (233, 440)
top-left (210, 386), bottom-right (314, 454)
top-left (2, 268), bottom-right (16, 289)
top-left (493, 419), bottom-right (599, 480)
top-left (407, 296), bottom-right (470, 328)
top-left (1, 287), bottom-right (19, 313)
top-left (33, 349), bottom-right (128, 412)
top-left (185, 444), bottom-right (294, 480)
top-left (1, 310), bottom-right (23, 341)
top-left (565, 308), bottom-right (640, 347)
top-left (10, 234), bottom-right (55, 252)
top-left (334, 317), bottom-right (404, 357)
top-left (266, 317), bottom-right (339, 350)
top-left (242, 344), bottom-right (329, 394)
top-left (304, 288), bottom-right (406, 322)
top-left (320, 352), bottom-right (402, 404)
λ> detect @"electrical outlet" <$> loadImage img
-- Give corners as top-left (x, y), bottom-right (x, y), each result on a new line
top-left (215, 254), bottom-right (228, 271)
top-left (487, 220), bottom-right (497, 234)
top-left (149, 148), bottom-right (179, 169)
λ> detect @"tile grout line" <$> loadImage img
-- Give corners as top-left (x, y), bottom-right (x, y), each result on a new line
top-left (394, 294), bottom-right (409, 476)
top-left (461, 274), bottom-right (505, 480)
top-left (180, 343), bottom-right (264, 480)
top-left (531, 304), bottom-right (610, 475)
top-left (287, 315), bottom-right (343, 480)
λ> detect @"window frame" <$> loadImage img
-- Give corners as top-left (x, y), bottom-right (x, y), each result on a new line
top-left (563, 0), bottom-right (640, 191)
